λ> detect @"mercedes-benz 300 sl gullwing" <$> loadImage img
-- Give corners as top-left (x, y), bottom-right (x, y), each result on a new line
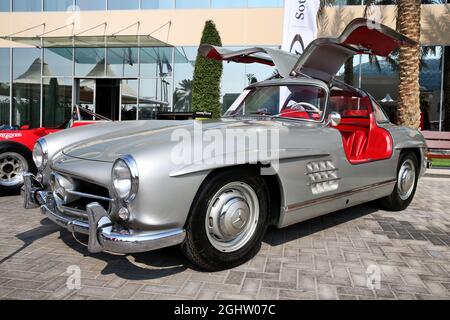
top-left (23, 19), bottom-right (431, 271)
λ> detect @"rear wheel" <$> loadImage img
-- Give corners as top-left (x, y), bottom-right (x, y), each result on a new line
top-left (0, 145), bottom-right (34, 192)
top-left (380, 151), bottom-right (419, 211)
top-left (181, 169), bottom-right (269, 271)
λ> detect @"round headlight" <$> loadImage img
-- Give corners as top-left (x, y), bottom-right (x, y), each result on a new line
top-left (112, 155), bottom-right (139, 202)
top-left (33, 139), bottom-right (48, 171)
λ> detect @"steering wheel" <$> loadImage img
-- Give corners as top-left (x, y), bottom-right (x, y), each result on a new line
top-left (288, 102), bottom-right (320, 113)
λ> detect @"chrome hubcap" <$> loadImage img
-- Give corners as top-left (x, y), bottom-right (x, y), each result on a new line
top-left (0, 152), bottom-right (28, 187)
top-left (205, 182), bottom-right (259, 253)
top-left (397, 159), bottom-right (416, 201)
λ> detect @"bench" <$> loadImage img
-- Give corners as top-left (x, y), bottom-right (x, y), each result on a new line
top-left (421, 131), bottom-right (450, 159)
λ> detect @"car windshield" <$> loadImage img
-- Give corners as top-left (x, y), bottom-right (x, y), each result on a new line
top-left (224, 85), bottom-right (328, 121)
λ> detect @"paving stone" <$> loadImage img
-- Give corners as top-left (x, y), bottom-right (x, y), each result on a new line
top-left (5, 289), bottom-right (48, 300)
top-left (225, 271), bottom-right (245, 285)
top-left (177, 281), bottom-right (203, 297)
top-left (1, 178), bottom-right (449, 300)
top-left (113, 283), bottom-right (142, 299)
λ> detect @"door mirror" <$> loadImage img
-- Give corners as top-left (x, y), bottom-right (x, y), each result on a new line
top-left (325, 112), bottom-right (341, 127)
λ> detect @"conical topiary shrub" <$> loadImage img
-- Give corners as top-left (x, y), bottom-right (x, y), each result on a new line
top-left (192, 20), bottom-right (223, 119)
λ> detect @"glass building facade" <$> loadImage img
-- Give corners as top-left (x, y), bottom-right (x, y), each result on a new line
top-left (0, 45), bottom-right (277, 128)
top-left (0, 0), bottom-right (284, 12)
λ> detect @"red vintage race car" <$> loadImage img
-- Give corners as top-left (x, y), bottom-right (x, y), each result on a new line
top-left (0, 106), bottom-right (108, 192)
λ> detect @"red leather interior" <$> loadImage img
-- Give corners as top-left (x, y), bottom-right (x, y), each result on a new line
top-left (342, 26), bottom-right (400, 57)
top-left (336, 113), bottom-right (393, 164)
top-left (342, 110), bottom-right (370, 117)
top-left (278, 109), bottom-right (322, 120)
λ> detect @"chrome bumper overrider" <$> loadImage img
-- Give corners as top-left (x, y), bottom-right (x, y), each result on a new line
top-left (23, 173), bottom-right (186, 254)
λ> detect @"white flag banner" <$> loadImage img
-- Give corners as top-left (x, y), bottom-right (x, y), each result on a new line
top-left (279, 0), bottom-right (320, 113)
top-left (281, 0), bottom-right (320, 55)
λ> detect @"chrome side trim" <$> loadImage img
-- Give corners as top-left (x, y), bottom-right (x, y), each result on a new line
top-left (304, 168), bottom-right (339, 175)
top-left (286, 179), bottom-right (396, 213)
top-left (307, 177), bottom-right (341, 186)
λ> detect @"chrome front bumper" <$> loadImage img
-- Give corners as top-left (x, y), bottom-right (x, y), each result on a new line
top-left (23, 174), bottom-right (186, 254)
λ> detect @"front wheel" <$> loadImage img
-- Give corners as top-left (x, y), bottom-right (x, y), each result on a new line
top-left (181, 169), bottom-right (269, 271)
top-left (380, 151), bottom-right (419, 211)
top-left (0, 149), bottom-right (31, 193)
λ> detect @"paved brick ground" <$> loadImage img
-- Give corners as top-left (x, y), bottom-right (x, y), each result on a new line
top-left (0, 176), bottom-right (449, 300)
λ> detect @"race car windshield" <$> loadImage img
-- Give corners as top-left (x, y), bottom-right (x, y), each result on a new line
top-left (224, 85), bottom-right (327, 122)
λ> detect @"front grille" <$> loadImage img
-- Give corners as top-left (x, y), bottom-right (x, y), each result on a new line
top-left (50, 172), bottom-right (112, 219)
top-left (70, 178), bottom-right (111, 212)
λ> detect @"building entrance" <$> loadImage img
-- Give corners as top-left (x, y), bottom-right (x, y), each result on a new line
top-left (75, 78), bottom-right (138, 121)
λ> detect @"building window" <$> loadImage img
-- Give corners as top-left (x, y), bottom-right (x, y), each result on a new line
top-left (75, 0), bottom-right (105, 11)
top-left (139, 78), bottom-right (171, 119)
top-left (108, 0), bottom-right (139, 10)
top-left (0, 49), bottom-right (10, 126)
top-left (247, 0), bottom-right (284, 8)
top-left (13, 0), bottom-right (42, 12)
top-left (140, 47), bottom-right (173, 78)
top-left (121, 79), bottom-right (138, 120)
top-left (44, 0), bottom-right (73, 11)
top-left (107, 47), bottom-right (139, 78)
top-left (12, 48), bottom-right (41, 128)
top-left (42, 77), bottom-right (72, 128)
top-left (211, 0), bottom-right (246, 8)
top-left (141, 0), bottom-right (174, 9)
top-left (176, 0), bottom-right (210, 8)
top-left (43, 48), bottom-right (73, 77)
top-left (75, 48), bottom-right (106, 77)
top-left (0, 0), bottom-right (10, 12)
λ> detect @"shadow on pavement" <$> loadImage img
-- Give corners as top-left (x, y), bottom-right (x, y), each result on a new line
top-left (59, 230), bottom-right (190, 280)
top-left (263, 202), bottom-right (379, 246)
top-left (0, 189), bottom-right (21, 197)
top-left (0, 219), bottom-right (60, 265)
top-left (4, 201), bottom-right (380, 278)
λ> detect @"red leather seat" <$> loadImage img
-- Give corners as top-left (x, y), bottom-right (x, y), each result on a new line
top-left (342, 110), bottom-right (370, 117)
top-left (343, 131), bottom-right (368, 161)
top-left (350, 131), bottom-right (368, 158)
top-left (338, 113), bottom-right (393, 164)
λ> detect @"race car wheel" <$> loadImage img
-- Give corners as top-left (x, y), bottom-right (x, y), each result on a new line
top-left (380, 151), bottom-right (419, 211)
top-left (181, 168), bottom-right (269, 271)
top-left (0, 145), bottom-right (34, 192)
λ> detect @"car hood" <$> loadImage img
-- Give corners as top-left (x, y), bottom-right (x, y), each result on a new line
top-left (62, 119), bottom-right (290, 162)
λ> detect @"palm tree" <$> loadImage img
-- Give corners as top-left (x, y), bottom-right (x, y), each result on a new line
top-left (444, 46), bottom-right (450, 131)
top-left (173, 79), bottom-right (193, 112)
top-left (395, 0), bottom-right (422, 129)
top-left (364, 0), bottom-right (444, 129)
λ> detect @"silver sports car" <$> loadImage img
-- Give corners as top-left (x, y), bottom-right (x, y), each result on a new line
top-left (23, 19), bottom-right (431, 271)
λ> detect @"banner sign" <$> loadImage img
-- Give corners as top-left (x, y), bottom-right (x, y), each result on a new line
top-left (281, 0), bottom-right (320, 55)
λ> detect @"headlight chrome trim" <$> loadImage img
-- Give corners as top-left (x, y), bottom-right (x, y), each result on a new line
top-left (112, 154), bottom-right (139, 203)
top-left (33, 138), bottom-right (48, 171)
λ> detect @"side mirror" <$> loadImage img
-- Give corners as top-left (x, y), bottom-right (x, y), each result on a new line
top-left (325, 112), bottom-right (341, 127)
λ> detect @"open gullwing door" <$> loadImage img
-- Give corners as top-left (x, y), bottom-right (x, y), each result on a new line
top-left (198, 46), bottom-right (298, 78)
top-left (290, 18), bottom-right (417, 82)
top-left (199, 18), bottom-right (416, 84)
